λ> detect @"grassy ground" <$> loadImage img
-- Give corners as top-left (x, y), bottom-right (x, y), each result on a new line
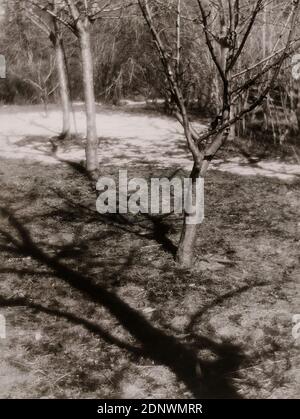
top-left (0, 152), bottom-right (299, 399)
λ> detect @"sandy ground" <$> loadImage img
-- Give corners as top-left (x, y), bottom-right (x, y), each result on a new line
top-left (0, 104), bottom-right (300, 181)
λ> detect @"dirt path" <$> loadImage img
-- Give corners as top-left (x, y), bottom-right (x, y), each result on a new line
top-left (0, 104), bottom-right (299, 181)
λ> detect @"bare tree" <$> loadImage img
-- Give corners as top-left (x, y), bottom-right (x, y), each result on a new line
top-left (25, 0), bottom-right (98, 175)
top-left (25, 0), bottom-right (71, 139)
top-left (64, 0), bottom-right (99, 175)
top-left (138, 0), bottom-right (300, 267)
top-left (27, 0), bottom-right (134, 178)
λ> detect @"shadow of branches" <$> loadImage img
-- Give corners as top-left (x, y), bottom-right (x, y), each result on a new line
top-left (0, 206), bottom-right (246, 398)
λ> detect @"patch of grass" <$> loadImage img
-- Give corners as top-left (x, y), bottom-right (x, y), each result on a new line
top-left (0, 157), bottom-right (299, 398)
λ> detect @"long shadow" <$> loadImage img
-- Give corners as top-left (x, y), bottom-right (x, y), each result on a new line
top-left (48, 153), bottom-right (180, 257)
top-left (50, 185), bottom-right (178, 257)
top-left (0, 295), bottom-right (142, 355)
top-left (0, 207), bottom-right (246, 399)
top-left (11, 134), bottom-right (182, 257)
top-left (142, 214), bottom-right (177, 256)
top-left (186, 282), bottom-right (268, 335)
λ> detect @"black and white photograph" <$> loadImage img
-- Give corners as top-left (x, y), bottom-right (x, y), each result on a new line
top-left (0, 0), bottom-right (299, 403)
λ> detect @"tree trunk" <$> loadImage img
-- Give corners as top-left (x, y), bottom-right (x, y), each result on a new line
top-left (292, 82), bottom-right (300, 132)
top-left (176, 221), bottom-right (200, 268)
top-left (262, 3), bottom-right (268, 59)
top-left (176, 165), bottom-right (202, 267)
top-left (55, 38), bottom-right (71, 139)
top-left (176, 123), bottom-right (230, 268)
top-left (228, 104), bottom-right (236, 141)
top-left (79, 26), bottom-right (99, 175)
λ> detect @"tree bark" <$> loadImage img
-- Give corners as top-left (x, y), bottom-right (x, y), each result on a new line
top-left (176, 123), bottom-right (230, 268)
top-left (176, 221), bottom-right (200, 268)
top-left (55, 37), bottom-right (71, 139)
top-left (292, 82), bottom-right (300, 132)
top-left (228, 104), bottom-right (236, 141)
top-left (78, 24), bottom-right (99, 175)
top-left (176, 164), bottom-right (201, 267)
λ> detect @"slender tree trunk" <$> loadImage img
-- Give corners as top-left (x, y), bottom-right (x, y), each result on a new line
top-left (79, 25), bottom-right (99, 175)
top-left (262, 3), bottom-right (268, 59)
top-left (176, 221), bottom-right (200, 268)
top-left (291, 81), bottom-right (300, 132)
top-left (55, 38), bottom-right (71, 139)
top-left (176, 164), bottom-right (201, 267)
top-left (176, 120), bottom-right (231, 268)
top-left (228, 103), bottom-right (236, 141)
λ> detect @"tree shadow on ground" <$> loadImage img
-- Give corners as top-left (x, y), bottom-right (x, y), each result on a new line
top-left (186, 282), bottom-right (268, 336)
top-left (13, 135), bottom-right (181, 257)
top-left (49, 184), bottom-right (178, 258)
top-left (49, 154), bottom-right (182, 257)
top-left (0, 206), bottom-right (247, 399)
